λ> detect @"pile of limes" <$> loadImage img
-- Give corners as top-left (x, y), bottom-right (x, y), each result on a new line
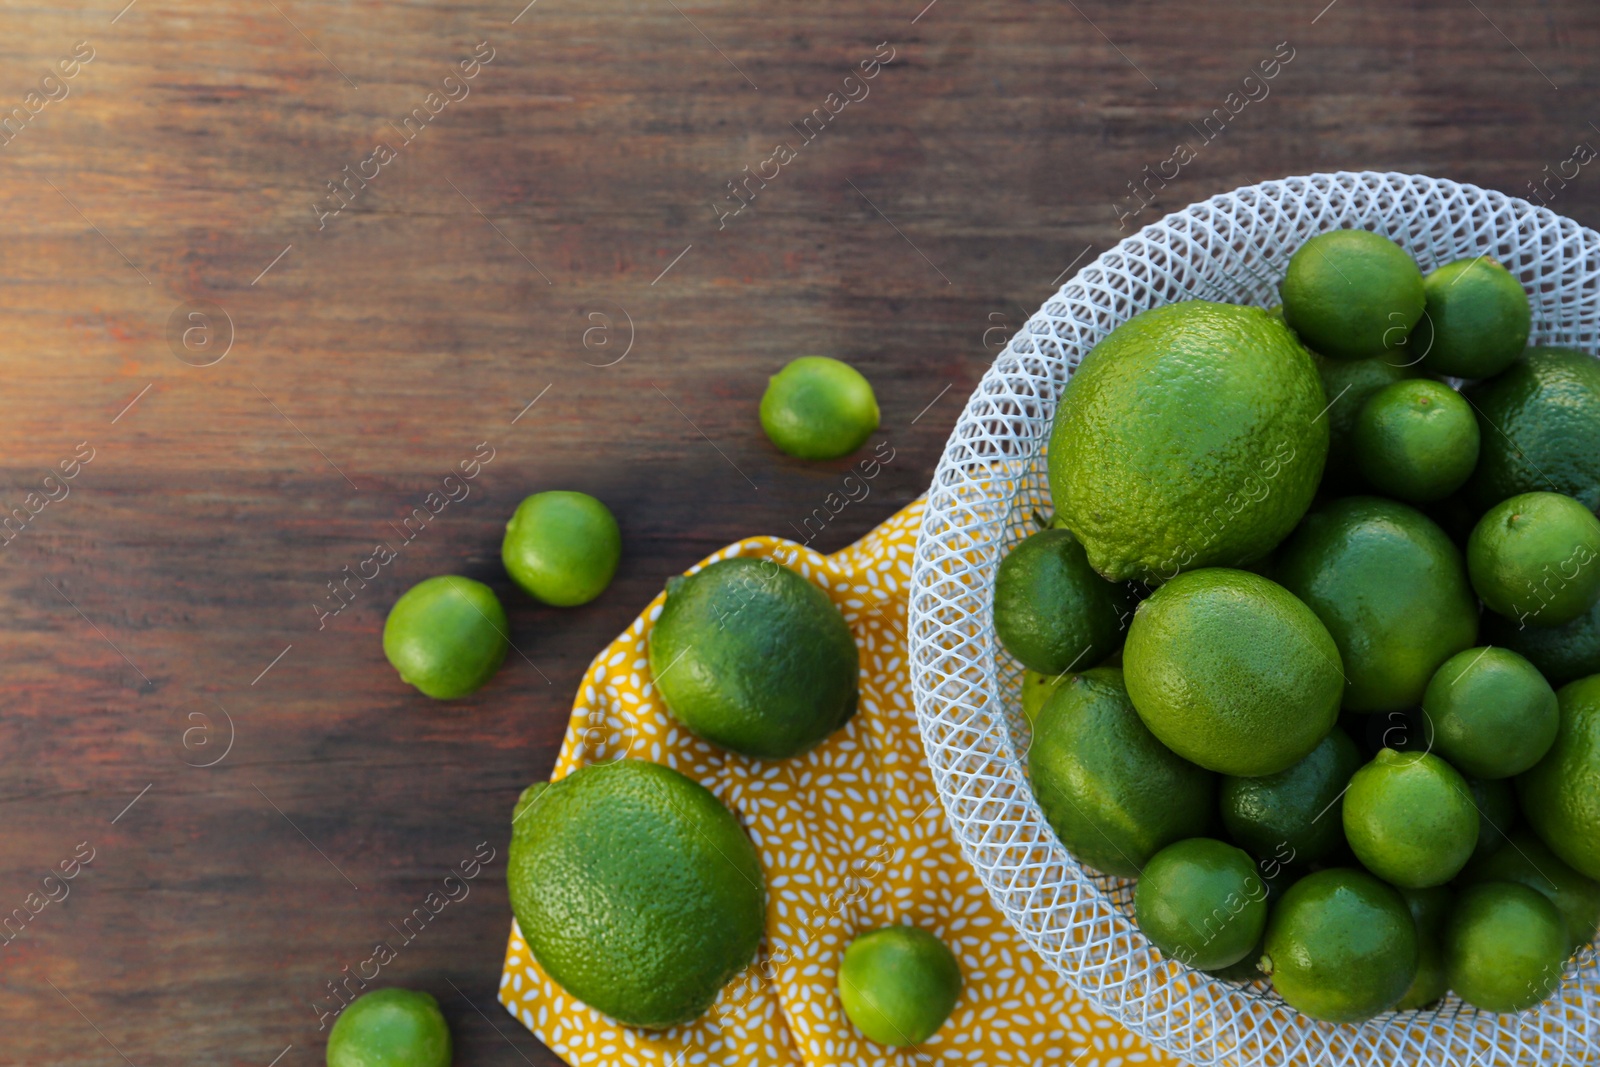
top-left (1007, 229), bottom-right (1600, 1023)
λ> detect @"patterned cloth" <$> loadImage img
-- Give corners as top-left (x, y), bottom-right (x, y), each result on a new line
top-left (499, 497), bottom-right (1180, 1067)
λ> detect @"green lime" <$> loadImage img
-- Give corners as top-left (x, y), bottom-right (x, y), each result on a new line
top-left (648, 557), bottom-right (857, 759)
top-left (1279, 229), bottom-right (1425, 361)
top-left (501, 491), bottom-right (621, 607)
top-left (1123, 569), bottom-right (1343, 777)
top-left (1275, 496), bottom-right (1479, 712)
top-left (381, 576), bottom-right (510, 699)
top-left (507, 760), bottom-right (764, 1029)
top-left (326, 988), bottom-right (451, 1067)
top-left (1219, 727), bottom-right (1363, 866)
top-left (1465, 775), bottom-right (1517, 860)
top-left (1443, 881), bottom-right (1568, 1012)
top-left (1133, 837), bottom-right (1268, 971)
top-left (1048, 301), bottom-right (1328, 582)
top-left (836, 926), bottom-right (962, 1047)
top-left (759, 356), bottom-right (879, 460)
top-left (1026, 667), bottom-right (1214, 878)
top-left (1261, 867), bottom-right (1417, 1022)
top-left (1468, 491), bottom-right (1600, 628)
top-left (1422, 646), bottom-right (1558, 778)
top-left (1020, 668), bottom-right (1071, 726)
top-left (1459, 828), bottom-right (1600, 951)
top-left (1517, 673), bottom-right (1600, 880)
top-left (1313, 352), bottom-right (1421, 492)
top-left (1394, 885), bottom-right (1451, 1010)
top-left (993, 529), bottom-right (1135, 674)
top-left (1351, 379), bottom-right (1480, 503)
top-left (1464, 346), bottom-right (1600, 512)
top-left (1343, 749), bottom-right (1478, 888)
top-left (1413, 256), bottom-right (1531, 379)
top-left (1481, 592), bottom-right (1600, 686)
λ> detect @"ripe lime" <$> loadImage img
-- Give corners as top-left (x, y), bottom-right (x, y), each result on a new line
top-left (1459, 828), bottom-right (1600, 951)
top-left (1279, 229), bottom-right (1425, 361)
top-left (382, 576), bottom-right (510, 699)
top-left (1048, 301), bottom-right (1327, 582)
top-left (1443, 881), bottom-right (1568, 1012)
top-left (1123, 569), bottom-right (1343, 777)
top-left (1481, 593), bottom-right (1600, 685)
top-left (1026, 667), bottom-right (1214, 878)
top-left (1343, 749), bottom-right (1478, 888)
top-left (836, 926), bottom-right (962, 1047)
top-left (1517, 674), bottom-right (1600, 880)
top-left (1423, 646), bottom-right (1558, 778)
top-left (1219, 727), bottom-right (1362, 866)
top-left (1133, 837), bottom-right (1268, 971)
top-left (1275, 497), bottom-right (1478, 712)
top-left (1415, 256), bottom-right (1531, 379)
top-left (1394, 885), bottom-right (1451, 1011)
top-left (1464, 346), bottom-right (1600, 512)
top-left (501, 491), bottom-right (621, 607)
top-left (1351, 379), bottom-right (1479, 503)
top-left (1467, 491), bottom-right (1600, 628)
top-left (507, 760), bottom-right (765, 1029)
top-left (648, 557), bottom-right (858, 759)
top-left (1313, 352), bottom-right (1421, 492)
top-left (760, 356), bottom-right (879, 460)
top-left (1260, 867), bottom-right (1416, 1022)
top-left (993, 528), bottom-right (1135, 674)
top-left (326, 988), bottom-right (451, 1067)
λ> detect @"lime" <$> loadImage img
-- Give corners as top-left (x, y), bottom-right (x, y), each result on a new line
top-left (326, 988), bottom-right (451, 1067)
top-left (1021, 668), bottom-right (1071, 726)
top-left (1123, 569), bottom-right (1343, 777)
top-left (501, 491), bottom-right (621, 607)
top-left (1414, 256), bottom-right (1531, 379)
top-left (1026, 667), bottom-right (1214, 878)
top-left (1422, 646), bottom-right (1558, 778)
top-left (1459, 829), bottom-right (1600, 951)
top-left (1481, 593), bottom-right (1600, 686)
top-left (836, 926), bottom-right (962, 1047)
top-left (382, 576), bottom-right (510, 699)
top-left (507, 760), bottom-right (765, 1029)
top-left (1467, 491), bottom-right (1600, 628)
top-left (1343, 749), bottom-right (1478, 888)
top-left (1351, 379), bottom-right (1480, 503)
top-left (1464, 346), bottom-right (1600, 512)
top-left (1219, 727), bottom-right (1363, 866)
top-left (1048, 301), bottom-right (1327, 582)
top-left (1443, 881), bottom-right (1568, 1012)
top-left (760, 356), bottom-right (879, 460)
top-left (1517, 674), bottom-right (1600, 880)
top-left (993, 529), bottom-right (1135, 674)
top-left (1395, 885), bottom-right (1451, 1011)
top-left (1279, 229), bottom-right (1425, 361)
top-left (1260, 867), bottom-right (1416, 1022)
top-left (1465, 775), bottom-right (1517, 860)
top-left (1312, 352), bottom-right (1421, 491)
top-left (1275, 497), bottom-right (1479, 712)
top-left (1133, 838), bottom-right (1268, 971)
top-left (648, 557), bottom-right (858, 759)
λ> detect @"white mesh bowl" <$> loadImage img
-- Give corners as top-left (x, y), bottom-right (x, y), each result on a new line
top-left (907, 172), bottom-right (1600, 1066)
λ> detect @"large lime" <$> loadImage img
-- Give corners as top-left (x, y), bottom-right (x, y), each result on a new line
top-left (1415, 256), bottom-right (1531, 379)
top-left (993, 528), bottom-right (1135, 674)
top-left (502, 491), bottom-right (622, 607)
top-left (326, 988), bottom-right (451, 1067)
top-left (1517, 673), bottom-right (1600, 880)
top-left (648, 557), bottom-right (858, 759)
top-left (1048, 301), bottom-right (1327, 582)
top-left (760, 356), bottom-right (879, 460)
top-left (1343, 749), bottom-right (1478, 888)
top-left (1467, 491), bottom-right (1600, 628)
top-left (1459, 828), bottom-right (1600, 951)
top-left (382, 575), bottom-right (510, 699)
top-left (1133, 837), bottom-right (1268, 971)
top-left (1422, 646), bottom-right (1558, 778)
top-left (507, 760), bottom-right (765, 1029)
top-left (836, 926), bottom-right (962, 1047)
top-left (1279, 229), bottom-right (1425, 361)
top-left (1351, 379), bottom-right (1479, 503)
top-left (1443, 881), bottom-right (1568, 1012)
top-left (1123, 569), bottom-right (1343, 777)
top-left (1219, 727), bottom-right (1362, 866)
top-left (1464, 346), bottom-right (1600, 512)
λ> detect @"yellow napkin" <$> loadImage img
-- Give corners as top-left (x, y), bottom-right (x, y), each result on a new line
top-left (499, 497), bottom-right (1182, 1067)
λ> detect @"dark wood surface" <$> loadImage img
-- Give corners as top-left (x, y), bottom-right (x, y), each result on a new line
top-left (1, 0), bottom-right (1596, 1063)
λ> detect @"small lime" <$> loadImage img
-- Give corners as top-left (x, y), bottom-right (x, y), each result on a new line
top-left (1468, 491), bottom-right (1600, 628)
top-left (502, 491), bottom-right (621, 607)
top-left (1280, 230), bottom-right (1425, 361)
top-left (1134, 838), bottom-right (1268, 971)
top-left (326, 988), bottom-right (451, 1067)
top-left (1464, 775), bottom-right (1517, 860)
top-left (1422, 647), bottom-right (1558, 778)
top-left (1219, 727), bottom-right (1362, 866)
top-left (1464, 346), bottom-right (1600, 512)
top-left (382, 576), bottom-right (509, 699)
top-left (1020, 668), bottom-right (1071, 727)
top-left (994, 529), bottom-right (1134, 675)
top-left (1313, 352), bottom-right (1421, 492)
top-left (1352, 379), bottom-right (1480, 503)
top-left (837, 926), bottom-right (962, 1047)
top-left (1443, 881), bottom-right (1568, 1012)
top-left (1394, 885), bottom-right (1451, 1011)
top-left (1517, 674), bottom-right (1600, 880)
top-left (1343, 749), bottom-right (1478, 888)
top-left (1458, 828), bottom-right (1600, 951)
top-left (1260, 867), bottom-right (1416, 1022)
top-left (1416, 256), bottom-right (1531, 379)
top-left (760, 356), bottom-right (879, 460)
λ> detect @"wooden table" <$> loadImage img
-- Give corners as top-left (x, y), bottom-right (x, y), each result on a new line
top-left (0, 0), bottom-right (1593, 1062)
